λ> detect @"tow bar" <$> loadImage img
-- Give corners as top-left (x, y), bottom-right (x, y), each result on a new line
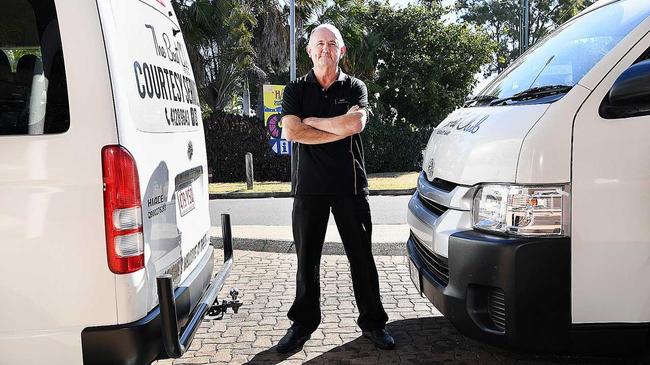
top-left (206, 287), bottom-right (243, 320)
top-left (157, 214), bottom-right (242, 358)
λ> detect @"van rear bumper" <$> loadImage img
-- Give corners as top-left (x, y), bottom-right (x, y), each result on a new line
top-left (81, 245), bottom-right (225, 365)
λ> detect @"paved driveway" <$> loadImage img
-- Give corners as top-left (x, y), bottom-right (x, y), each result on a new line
top-left (154, 249), bottom-right (649, 365)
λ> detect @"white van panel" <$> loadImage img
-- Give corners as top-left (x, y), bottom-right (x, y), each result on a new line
top-left (516, 85), bottom-right (591, 184)
top-left (0, 0), bottom-right (118, 363)
top-left (97, 0), bottom-right (212, 323)
top-left (427, 105), bottom-right (548, 185)
top-left (1, 329), bottom-right (83, 365)
top-left (572, 30), bottom-right (650, 323)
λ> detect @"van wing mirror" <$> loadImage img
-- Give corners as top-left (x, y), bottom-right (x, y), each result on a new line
top-left (600, 60), bottom-right (650, 119)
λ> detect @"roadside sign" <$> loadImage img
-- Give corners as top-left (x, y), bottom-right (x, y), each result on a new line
top-left (263, 84), bottom-right (289, 155)
top-left (268, 138), bottom-right (292, 155)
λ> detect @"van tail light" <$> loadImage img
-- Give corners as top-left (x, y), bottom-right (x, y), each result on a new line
top-left (102, 146), bottom-right (145, 274)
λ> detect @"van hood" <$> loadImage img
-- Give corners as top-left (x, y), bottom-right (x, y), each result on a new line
top-left (423, 104), bottom-right (549, 186)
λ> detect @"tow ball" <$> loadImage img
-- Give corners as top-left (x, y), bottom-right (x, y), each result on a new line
top-left (206, 288), bottom-right (242, 320)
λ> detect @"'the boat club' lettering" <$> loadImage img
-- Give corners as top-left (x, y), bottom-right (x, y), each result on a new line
top-left (145, 24), bottom-right (190, 72)
top-left (131, 23), bottom-right (200, 129)
top-left (436, 114), bottom-right (489, 135)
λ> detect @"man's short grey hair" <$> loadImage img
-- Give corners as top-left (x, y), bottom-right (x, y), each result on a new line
top-left (308, 24), bottom-right (345, 47)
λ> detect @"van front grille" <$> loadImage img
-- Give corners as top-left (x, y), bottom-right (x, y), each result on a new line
top-left (418, 193), bottom-right (449, 217)
top-left (430, 178), bottom-right (458, 192)
top-left (488, 288), bottom-right (506, 332)
top-left (411, 234), bottom-right (449, 286)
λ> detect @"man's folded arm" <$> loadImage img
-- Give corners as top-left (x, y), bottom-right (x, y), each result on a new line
top-left (302, 106), bottom-right (367, 136)
top-left (281, 115), bottom-right (349, 144)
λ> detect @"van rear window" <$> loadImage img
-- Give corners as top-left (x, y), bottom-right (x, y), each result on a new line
top-left (98, 1), bottom-right (202, 133)
top-left (0, 0), bottom-right (69, 135)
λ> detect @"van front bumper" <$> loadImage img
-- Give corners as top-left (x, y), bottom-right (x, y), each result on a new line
top-left (81, 242), bottom-right (232, 365)
top-left (407, 221), bottom-right (572, 350)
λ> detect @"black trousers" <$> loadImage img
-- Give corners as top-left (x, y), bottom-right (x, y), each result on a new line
top-left (287, 195), bottom-right (388, 332)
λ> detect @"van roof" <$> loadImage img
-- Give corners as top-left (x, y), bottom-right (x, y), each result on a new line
top-left (579, 0), bottom-right (621, 16)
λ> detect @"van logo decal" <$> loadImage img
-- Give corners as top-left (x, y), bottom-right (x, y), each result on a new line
top-left (436, 114), bottom-right (488, 135)
top-left (188, 141), bottom-right (194, 161)
top-left (155, 0), bottom-right (166, 7)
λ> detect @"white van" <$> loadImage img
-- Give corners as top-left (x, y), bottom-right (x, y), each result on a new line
top-left (0, 0), bottom-right (234, 364)
top-left (407, 0), bottom-right (649, 352)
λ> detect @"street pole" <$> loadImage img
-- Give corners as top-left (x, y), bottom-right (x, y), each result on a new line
top-left (520, 0), bottom-right (530, 55)
top-left (290, 0), bottom-right (296, 81)
top-left (289, 0), bottom-right (297, 180)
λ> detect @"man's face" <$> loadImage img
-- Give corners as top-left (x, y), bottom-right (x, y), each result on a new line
top-left (307, 28), bottom-right (345, 69)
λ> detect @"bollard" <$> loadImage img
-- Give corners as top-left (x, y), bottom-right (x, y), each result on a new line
top-left (245, 152), bottom-right (254, 190)
top-left (221, 213), bottom-right (233, 262)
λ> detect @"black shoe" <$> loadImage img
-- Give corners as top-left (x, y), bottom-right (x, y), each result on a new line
top-left (276, 326), bottom-right (312, 353)
top-left (362, 329), bottom-right (395, 350)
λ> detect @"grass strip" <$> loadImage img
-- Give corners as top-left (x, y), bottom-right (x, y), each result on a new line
top-left (208, 171), bottom-right (419, 194)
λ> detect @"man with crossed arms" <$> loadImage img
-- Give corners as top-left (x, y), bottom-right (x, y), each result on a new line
top-left (276, 24), bottom-right (394, 353)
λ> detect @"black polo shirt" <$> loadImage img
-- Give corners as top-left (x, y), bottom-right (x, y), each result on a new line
top-left (281, 69), bottom-right (369, 196)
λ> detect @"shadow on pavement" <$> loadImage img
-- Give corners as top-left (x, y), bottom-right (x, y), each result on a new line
top-left (246, 317), bottom-right (649, 365)
top-left (211, 237), bottom-right (406, 256)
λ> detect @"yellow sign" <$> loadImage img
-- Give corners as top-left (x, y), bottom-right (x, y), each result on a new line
top-left (263, 84), bottom-right (285, 143)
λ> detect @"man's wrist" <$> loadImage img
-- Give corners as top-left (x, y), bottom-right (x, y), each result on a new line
top-left (303, 117), bottom-right (318, 126)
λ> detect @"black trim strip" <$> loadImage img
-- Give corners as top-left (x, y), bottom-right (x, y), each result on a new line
top-left (175, 165), bottom-right (203, 190)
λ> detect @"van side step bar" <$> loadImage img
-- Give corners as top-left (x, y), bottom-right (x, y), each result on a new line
top-left (156, 214), bottom-right (238, 358)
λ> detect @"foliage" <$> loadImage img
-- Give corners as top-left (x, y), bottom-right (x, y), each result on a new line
top-left (363, 120), bottom-right (433, 173)
top-left (203, 111), bottom-right (425, 180)
top-left (307, 0), bottom-right (380, 80)
top-left (455, 0), bottom-right (596, 74)
top-left (3, 48), bottom-right (40, 71)
top-left (172, 0), bottom-right (256, 111)
top-left (369, 2), bottom-right (493, 127)
top-left (204, 112), bottom-right (290, 182)
top-left (178, 0), bottom-right (496, 175)
top-left (301, 1), bottom-right (493, 129)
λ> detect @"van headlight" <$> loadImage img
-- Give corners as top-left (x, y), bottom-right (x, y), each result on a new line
top-left (472, 184), bottom-right (570, 237)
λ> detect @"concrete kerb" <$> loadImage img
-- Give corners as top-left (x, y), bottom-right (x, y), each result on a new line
top-left (209, 188), bottom-right (416, 200)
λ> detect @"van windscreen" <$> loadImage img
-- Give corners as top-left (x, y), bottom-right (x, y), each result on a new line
top-left (0, 0), bottom-right (69, 135)
top-left (478, 0), bottom-right (650, 104)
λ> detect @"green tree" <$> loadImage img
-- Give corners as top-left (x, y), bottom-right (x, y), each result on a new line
top-left (247, 0), bottom-right (326, 79)
top-left (370, 2), bottom-right (493, 127)
top-left (455, 0), bottom-right (596, 74)
top-left (245, 0), bottom-right (326, 116)
top-left (173, 0), bottom-right (256, 112)
top-left (311, 0), bottom-right (381, 80)
top-left (298, 1), bottom-right (493, 172)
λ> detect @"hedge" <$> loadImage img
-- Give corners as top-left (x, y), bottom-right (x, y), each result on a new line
top-left (363, 120), bottom-right (431, 174)
top-left (203, 112), bottom-right (430, 183)
top-left (204, 112), bottom-right (290, 182)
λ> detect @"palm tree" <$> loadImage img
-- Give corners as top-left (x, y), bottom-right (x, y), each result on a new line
top-left (172, 0), bottom-right (256, 111)
top-left (249, 0), bottom-right (326, 79)
top-left (304, 0), bottom-right (381, 80)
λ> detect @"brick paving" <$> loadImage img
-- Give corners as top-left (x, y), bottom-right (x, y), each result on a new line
top-left (154, 250), bottom-right (649, 365)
